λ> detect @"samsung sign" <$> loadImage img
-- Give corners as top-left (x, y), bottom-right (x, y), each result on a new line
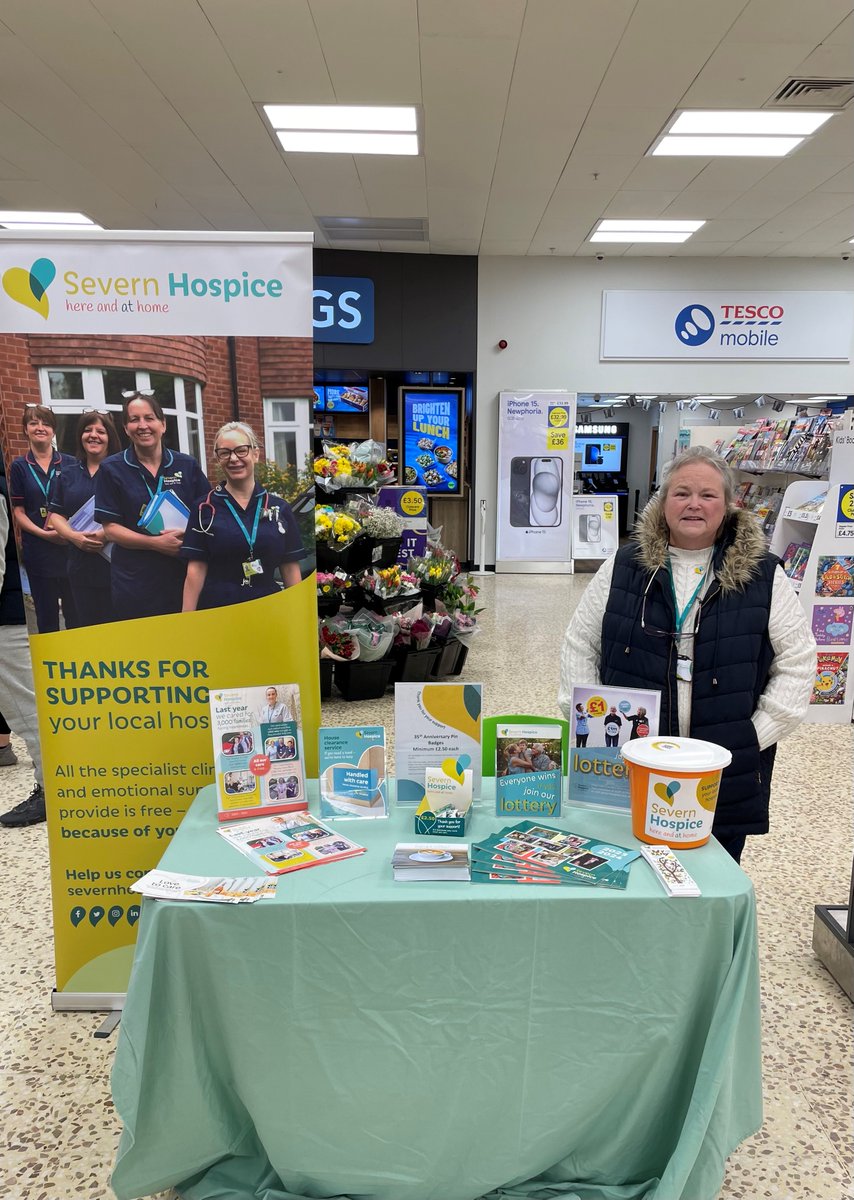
top-left (313, 276), bottom-right (374, 343)
top-left (601, 291), bottom-right (853, 361)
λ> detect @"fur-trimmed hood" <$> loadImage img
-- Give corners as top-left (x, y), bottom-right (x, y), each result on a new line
top-left (632, 499), bottom-right (769, 594)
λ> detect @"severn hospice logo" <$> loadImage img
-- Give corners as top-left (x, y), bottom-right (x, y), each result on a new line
top-left (2, 257), bottom-right (56, 319)
top-left (674, 303), bottom-right (715, 347)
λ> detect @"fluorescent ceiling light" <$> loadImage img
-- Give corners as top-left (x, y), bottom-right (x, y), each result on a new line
top-left (635, 395), bottom-right (659, 399)
top-left (264, 105), bottom-right (417, 132)
top-left (670, 111), bottom-right (833, 136)
top-left (591, 231), bottom-right (692, 243)
top-left (809, 395), bottom-right (847, 400)
top-left (277, 130), bottom-right (418, 155)
top-left (653, 135), bottom-right (801, 157)
top-left (693, 395), bottom-right (736, 400)
top-left (0, 210), bottom-right (99, 228)
top-left (597, 219), bottom-right (705, 233)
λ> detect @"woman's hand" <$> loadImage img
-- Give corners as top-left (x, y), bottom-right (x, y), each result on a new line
top-left (154, 529), bottom-right (184, 556)
top-left (78, 531), bottom-right (106, 553)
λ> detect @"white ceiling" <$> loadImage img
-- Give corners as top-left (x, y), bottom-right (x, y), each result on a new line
top-left (0, 0), bottom-right (852, 257)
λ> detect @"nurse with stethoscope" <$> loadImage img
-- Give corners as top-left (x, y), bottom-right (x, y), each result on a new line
top-left (181, 422), bottom-right (304, 612)
top-left (94, 392), bottom-right (210, 620)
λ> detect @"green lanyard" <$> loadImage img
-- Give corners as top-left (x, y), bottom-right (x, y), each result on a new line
top-left (667, 561), bottom-right (707, 633)
top-left (222, 494), bottom-right (263, 559)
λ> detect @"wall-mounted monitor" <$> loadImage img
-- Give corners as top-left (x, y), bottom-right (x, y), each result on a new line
top-left (321, 384), bottom-right (369, 413)
top-left (312, 385), bottom-right (327, 412)
top-left (575, 435), bottom-right (625, 474)
top-left (398, 387), bottom-right (465, 496)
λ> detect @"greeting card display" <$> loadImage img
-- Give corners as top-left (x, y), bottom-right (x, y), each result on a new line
top-left (569, 684), bottom-right (660, 811)
top-left (209, 684), bottom-right (306, 822)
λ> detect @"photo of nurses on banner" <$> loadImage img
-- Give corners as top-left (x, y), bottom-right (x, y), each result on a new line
top-left (1, 332), bottom-right (315, 630)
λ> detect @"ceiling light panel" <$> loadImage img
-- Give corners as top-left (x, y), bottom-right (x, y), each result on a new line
top-left (590, 231), bottom-right (692, 243)
top-left (264, 105), bottom-right (417, 132)
top-left (670, 111), bottom-right (833, 136)
top-left (276, 131), bottom-right (418, 155)
top-left (652, 136), bottom-right (802, 157)
top-left (597, 219), bottom-right (705, 233)
top-left (0, 210), bottom-right (97, 226)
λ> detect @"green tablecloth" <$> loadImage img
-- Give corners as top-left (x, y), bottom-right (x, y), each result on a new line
top-left (111, 787), bottom-right (761, 1200)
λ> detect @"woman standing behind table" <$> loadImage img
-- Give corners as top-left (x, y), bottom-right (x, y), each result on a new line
top-left (558, 445), bottom-right (816, 863)
top-left (94, 392), bottom-right (209, 621)
top-left (48, 410), bottom-right (121, 628)
top-left (181, 422), bottom-right (304, 612)
top-left (9, 405), bottom-right (77, 632)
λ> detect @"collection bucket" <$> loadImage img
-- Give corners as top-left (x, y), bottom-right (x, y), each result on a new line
top-left (619, 736), bottom-right (732, 849)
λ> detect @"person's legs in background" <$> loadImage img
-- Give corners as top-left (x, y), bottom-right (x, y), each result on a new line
top-left (0, 624), bottom-right (44, 827)
top-left (0, 709), bottom-right (18, 766)
top-left (715, 832), bottom-right (747, 864)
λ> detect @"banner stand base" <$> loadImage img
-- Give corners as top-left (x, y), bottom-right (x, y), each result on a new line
top-left (51, 990), bottom-right (125, 1038)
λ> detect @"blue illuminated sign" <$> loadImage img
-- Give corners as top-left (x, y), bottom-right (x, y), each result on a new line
top-left (313, 276), bottom-right (374, 343)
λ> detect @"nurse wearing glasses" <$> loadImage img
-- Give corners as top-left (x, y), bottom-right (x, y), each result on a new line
top-left (94, 391), bottom-right (210, 620)
top-left (181, 422), bottom-right (304, 612)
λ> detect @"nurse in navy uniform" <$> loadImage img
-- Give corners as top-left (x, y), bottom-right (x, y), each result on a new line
top-left (48, 409), bottom-right (121, 628)
top-left (94, 391), bottom-right (209, 621)
top-left (9, 405), bottom-right (77, 632)
top-left (181, 422), bottom-right (304, 612)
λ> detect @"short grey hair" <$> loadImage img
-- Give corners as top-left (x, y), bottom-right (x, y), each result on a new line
top-left (214, 421), bottom-right (259, 450)
top-left (659, 445), bottom-right (735, 509)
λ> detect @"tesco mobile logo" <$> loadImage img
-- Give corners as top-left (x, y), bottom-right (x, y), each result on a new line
top-left (674, 304), bottom-right (715, 346)
top-left (675, 301), bottom-right (785, 349)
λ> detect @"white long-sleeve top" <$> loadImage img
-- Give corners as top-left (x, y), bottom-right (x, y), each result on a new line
top-left (558, 549), bottom-right (816, 751)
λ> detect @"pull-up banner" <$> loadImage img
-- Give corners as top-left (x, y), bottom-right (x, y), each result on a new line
top-left (0, 232), bottom-right (316, 1007)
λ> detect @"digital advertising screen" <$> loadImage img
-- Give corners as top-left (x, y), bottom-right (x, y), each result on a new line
top-left (312, 385), bottom-right (327, 411)
top-left (323, 384), bottom-right (369, 412)
top-left (399, 388), bottom-right (464, 495)
top-left (576, 436), bottom-right (623, 473)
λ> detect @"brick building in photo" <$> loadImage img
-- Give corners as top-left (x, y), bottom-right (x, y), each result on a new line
top-left (0, 333), bottom-right (313, 473)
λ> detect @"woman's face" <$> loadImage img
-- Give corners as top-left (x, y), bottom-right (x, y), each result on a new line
top-left (125, 399), bottom-right (166, 453)
top-left (81, 419), bottom-right (110, 462)
top-left (663, 462), bottom-right (727, 550)
top-left (216, 429), bottom-right (259, 484)
top-left (266, 688), bottom-right (278, 706)
top-left (26, 414), bottom-right (54, 451)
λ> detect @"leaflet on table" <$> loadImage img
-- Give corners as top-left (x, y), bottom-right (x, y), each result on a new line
top-left (137, 489), bottom-right (190, 535)
top-left (218, 812), bottom-right (365, 876)
top-left (392, 843), bottom-right (470, 881)
top-left (495, 721), bottom-right (563, 818)
top-left (130, 870), bottom-right (277, 903)
top-left (569, 684), bottom-right (660, 812)
top-left (67, 494), bottom-right (112, 561)
top-left (471, 821), bottom-right (640, 889)
top-left (318, 725), bottom-right (388, 819)
top-left (394, 682), bottom-right (483, 805)
top-left (209, 683), bottom-right (307, 821)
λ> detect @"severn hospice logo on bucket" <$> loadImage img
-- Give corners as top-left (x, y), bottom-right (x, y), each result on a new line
top-left (620, 736), bottom-right (732, 848)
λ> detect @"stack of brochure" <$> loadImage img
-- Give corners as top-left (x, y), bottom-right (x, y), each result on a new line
top-left (471, 821), bottom-right (640, 889)
top-left (137, 490), bottom-right (190, 534)
top-left (130, 870), bottom-right (277, 904)
top-left (218, 811), bottom-right (365, 876)
top-left (392, 843), bottom-right (470, 881)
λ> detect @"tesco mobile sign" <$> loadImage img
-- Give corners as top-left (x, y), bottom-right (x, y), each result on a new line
top-left (601, 291), bottom-right (853, 361)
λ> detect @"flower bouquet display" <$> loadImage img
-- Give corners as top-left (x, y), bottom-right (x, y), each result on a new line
top-left (314, 440), bottom-right (395, 500)
top-left (390, 612), bottom-right (443, 683)
top-left (324, 609), bottom-right (395, 701)
top-left (357, 501), bottom-right (406, 569)
top-left (358, 564), bottom-right (421, 615)
top-left (408, 546), bottom-right (459, 610)
top-left (432, 572), bottom-right (482, 675)
top-left (314, 505), bottom-right (374, 574)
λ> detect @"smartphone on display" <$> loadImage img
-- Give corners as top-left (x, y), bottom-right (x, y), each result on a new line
top-left (509, 457), bottom-right (531, 526)
top-left (578, 513), bottom-right (601, 542)
top-left (529, 457), bottom-right (563, 527)
top-left (585, 444), bottom-right (603, 466)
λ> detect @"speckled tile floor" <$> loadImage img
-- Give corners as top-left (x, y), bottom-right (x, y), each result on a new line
top-left (1, 571), bottom-right (851, 1200)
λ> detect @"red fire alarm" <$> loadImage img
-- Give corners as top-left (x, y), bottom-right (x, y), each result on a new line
top-left (497, 339), bottom-right (508, 350)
